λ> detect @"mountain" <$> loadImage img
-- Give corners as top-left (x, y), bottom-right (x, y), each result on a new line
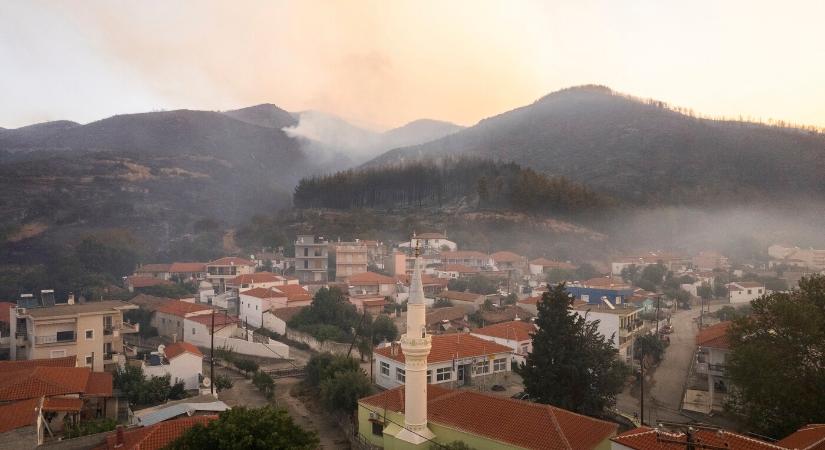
top-left (0, 120), bottom-right (80, 149)
top-left (367, 85), bottom-right (825, 204)
top-left (381, 119), bottom-right (465, 150)
top-left (222, 104), bottom-right (297, 129)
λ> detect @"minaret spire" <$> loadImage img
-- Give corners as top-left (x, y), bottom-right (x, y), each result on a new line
top-left (396, 234), bottom-right (435, 445)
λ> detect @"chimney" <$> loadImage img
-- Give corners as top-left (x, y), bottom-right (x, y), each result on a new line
top-left (67, 293), bottom-right (75, 305)
top-left (114, 426), bottom-right (125, 448)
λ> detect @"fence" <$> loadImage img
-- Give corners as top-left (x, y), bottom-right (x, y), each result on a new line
top-left (285, 328), bottom-right (363, 360)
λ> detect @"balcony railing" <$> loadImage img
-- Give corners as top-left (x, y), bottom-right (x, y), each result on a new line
top-left (708, 363), bottom-right (726, 373)
top-left (35, 333), bottom-right (76, 345)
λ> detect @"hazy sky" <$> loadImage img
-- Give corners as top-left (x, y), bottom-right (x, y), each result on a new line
top-left (1, 0), bottom-right (824, 129)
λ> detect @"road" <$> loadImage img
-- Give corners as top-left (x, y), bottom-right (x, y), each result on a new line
top-left (616, 304), bottom-right (721, 425)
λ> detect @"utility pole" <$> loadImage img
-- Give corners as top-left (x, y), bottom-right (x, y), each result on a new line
top-left (656, 295), bottom-right (661, 335)
top-left (210, 309), bottom-right (215, 395)
top-left (639, 355), bottom-right (645, 425)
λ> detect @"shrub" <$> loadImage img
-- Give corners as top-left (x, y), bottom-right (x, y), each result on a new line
top-left (214, 374), bottom-right (233, 391)
top-left (252, 370), bottom-right (276, 400)
top-left (234, 358), bottom-right (259, 376)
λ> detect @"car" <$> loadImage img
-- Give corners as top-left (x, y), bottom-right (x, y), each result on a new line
top-left (491, 384), bottom-right (506, 391)
top-left (510, 391), bottom-right (530, 400)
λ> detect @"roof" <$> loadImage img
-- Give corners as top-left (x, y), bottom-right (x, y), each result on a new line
top-left (361, 298), bottom-right (388, 307)
top-left (85, 372), bottom-right (114, 397)
top-left (168, 262), bottom-right (207, 273)
top-left (126, 276), bottom-right (174, 288)
top-left (228, 272), bottom-right (285, 285)
top-left (272, 284), bottom-right (312, 302)
top-left (207, 257), bottom-right (254, 266)
top-left (530, 258), bottom-right (576, 270)
top-left (165, 341), bottom-right (203, 359)
top-left (0, 301), bottom-right (16, 323)
top-left (129, 294), bottom-right (174, 311)
top-left (23, 300), bottom-right (137, 318)
top-left (136, 264), bottom-right (172, 273)
top-left (414, 232), bottom-right (447, 239)
top-left (97, 415), bottom-right (217, 450)
top-left (473, 320), bottom-right (536, 342)
top-left (730, 281), bottom-right (765, 290)
top-left (395, 274), bottom-right (448, 287)
top-left (0, 356), bottom-right (77, 370)
top-left (360, 385), bottom-right (617, 450)
top-left (778, 424), bottom-right (825, 450)
top-left (519, 295), bottom-right (542, 305)
top-left (696, 321), bottom-right (731, 350)
top-left (155, 300), bottom-right (212, 317)
top-left (0, 366), bottom-right (92, 401)
top-left (186, 314), bottom-right (239, 327)
top-left (271, 305), bottom-right (307, 322)
top-left (348, 271), bottom-right (397, 285)
top-left (374, 333), bottom-right (511, 364)
top-left (240, 287), bottom-right (286, 299)
top-left (480, 305), bottom-right (534, 324)
top-left (437, 290), bottom-right (484, 302)
top-left (426, 306), bottom-right (467, 326)
top-left (43, 397), bottom-right (84, 412)
top-left (0, 398), bottom-right (39, 433)
top-left (442, 251), bottom-right (489, 259)
top-left (611, 426), bottom-right (785, 450)
top-left (135, 401), bottom-right (229, 427)
top-left (442, 264), bottom-right (481, 273)
top-left (578, 277), bottom-right (631, 289)
top-left (490, 251), bottom-right (524, 263)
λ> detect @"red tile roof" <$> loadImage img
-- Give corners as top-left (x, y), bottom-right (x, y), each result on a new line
top-left (0, 366), bottom-right (91, 401)
top-left (519, 295), bottom-right (542, 305)
top-left (228, 272), bottom-right (285, 285)
top-left (207, 257), bottom-right (254, 266)
top-left (271, 305), bottom-right (307, 322)
top-left (612, 426), bottom-right (784, 450)
top-left (0, 398), bottom-right (39, 433)
top-left (273, 284), bottom-right (312, 302)
top-left (97, 416), bottom-right (217, 450)
top-left (136, 264), bottom-right (172, 273)
top-left (473, 320), bottom-right (536, 342)
top-left (168, 262), bottom-right (207, 273)
top-left (374, 333), bottom-right (511, 364)
top-left (85, 372), bottom-right (114, 397)
top-left (361, 385), bottom-right (617, 450)
top-left (43, 397), bottom-right (84, 412)
top-left (186, 314), bottom-right (239, 327)
top-left (165, 342), bottom-right (203, 359)
top-left (530, 258), bottom-right (576, 270)
top-left (0, 356), bottom-right (77, 370)
top-left (437, 290), bottom-right (484, 302)
top-left (155, 300), bottom-right (212, 317)
top-left (348, 271), bottom-right (397, 285)
top-left (778, 424), bottom-right (825, 450)
top-left (696, 321), bottom-right (731, 350)
top-left (490, 251), bottom-right (524, 263)
top-left (240, 287), bottom-right (286, 299)
top-left (0, 301), bottom-right (16, 324)
top-left (126, 276), bottom-right (174, 288)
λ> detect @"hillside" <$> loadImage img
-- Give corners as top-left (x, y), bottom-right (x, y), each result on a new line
top-left (367, 86), bottom-right (825, 204)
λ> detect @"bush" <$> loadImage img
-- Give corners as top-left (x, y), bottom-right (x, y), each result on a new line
top-left (65, 418), bottom-right (117, 439)
top-left (305, 353), bottom-right (359, 387)
top-left (214, 374), bottom-right (234, 391)
top-left (319, 369), bottom-right (372, 414)
top-left (113, 365), bottom-right (173, 406)
top-left (169, 381), bottom-right (188, 400)
top-left (433, 298), bottom-right (454, 308)
top-left (252, 370), bottom-right (276, 400)
top-left (234, 359), bottom-right (259, 376)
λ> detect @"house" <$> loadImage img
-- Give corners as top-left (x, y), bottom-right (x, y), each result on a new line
top-left (125, 276), bottom-right (174, 292)
top-left (151, 300), bottom-right (213, 341)
top-left (332, 241), bottom-right (369, 281)
top-left (425, 306), bottom-right (468, 334)
top-left (358, 385), bottom-right (618, 450)
top-left (436, 264), bottom-right (481, 279)
top-left (477, 304), bottom-right (534, 325)
top-left (691, 251), bottom-right (730, 271)
top-left (727, 281), bottom-right (765, 304)
top-left (0, 357), bottom-right (118, 438)
top-left (360, 240), bottom-right (388, 266)
top-left (572, 300), bottom-right (645, 364)
top-left (167, 262), bottom-right (207, 283)
top-left (238, 285), bottom-right (312, 328)
top-left (142, 342), bottom-right (203, 390)
top-left (517, 295), bottom-right (542, 315)
top-left (528, 258), bottom-right (576, 276)
top-left (183, 313), bottom-right (290, 359)
top-left (435, 290), bottom-right (486, 312)
top-left (695, 321), bottom-right (732, 413)
top-left (396, 273), bottom-right (448, 298)
top-left (399, 232), bottom-right (457, 254)
top-left (373, 333), bottom-right (513, 390)
top-left (490, 251), bottom-right (528, 274)
top-left (471, 320), bottom-right (536, 363)
top-left (349, 295), bottom-right (388, 315)
top-left (134, 264), bottom-right (172, 280)
top-left (8, 300), bottom-right (139, 372)
top-left (776, 424), bottom-right (825, 450)
top-left (294, 235), bottom-right (329, 283)
top-left (96, 416), bottom-right (217, 450)
top-left (205, 257), bottom-right (256, 293)
top-left (566, 278), bottom-right (635, 305)
top-left (440, 251), bottom-right (490, 269)
top-left (132, 395), bottom-right (230, 427)
top-left (347, 271), bottom-right (398, 297)
top-left (610, 252), bottom-right (691, 276)
top-left (225, 272), bottom-right (296, 292)
top-left (768, 244), bottom-right (825, 270)
top-left (269, 306), bottom-right (307, 335)
top-left (611, 426), bottom-right (787, 450)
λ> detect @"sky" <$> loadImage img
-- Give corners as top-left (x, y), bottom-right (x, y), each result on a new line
top-left (1, 0), bottom-right (824, 130)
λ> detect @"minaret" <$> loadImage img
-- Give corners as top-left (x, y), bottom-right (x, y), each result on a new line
top-left (396, 241), bottom-right (436, 445)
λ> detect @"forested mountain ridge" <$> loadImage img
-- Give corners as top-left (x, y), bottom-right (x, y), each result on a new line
top-left (367, 85), bottom-right (825, 204)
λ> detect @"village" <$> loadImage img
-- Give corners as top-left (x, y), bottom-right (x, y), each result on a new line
top-left (0, 232), bottom-right (823, 449)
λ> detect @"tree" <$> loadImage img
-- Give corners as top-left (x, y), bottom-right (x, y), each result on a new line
top-left (234, 359), bottom-right (259, 376)
top-left (726, 275), bottom-right (825, 438)
top-left (75, 231), bottom-right (139, 280)
top-left (214, 374), bottom-right (233, 392)
top-left (252, 371), bottom-right (275, 399)
top-left (433, 298), bottom-right (454, 308)
top-left (574, 263), bottom-right (599, 281)
top-left (545, 268), bottom-right (573, 283)
top-left (518, 284), bottom-right (630, 415)
top-left (319, 369), bottom-right (372, 414)
top-left (113, 365), bottom-right (172, 406)
top-left (370, 315), bottom-right (399, 344)
top-left (697, 283), bottom-right (713, 301)
top-left (447, 278), bottom-right (468, 292)
top-left (305, 353), bottom-right (360, 387)
top-left (466, 275), bottom-right (499, 295)
top-left (166, 406), bottom-right (318, 450)
top-left (634, 334), bottom-right (665, 364)
top-left (288, 287), bottom-right (360, 342)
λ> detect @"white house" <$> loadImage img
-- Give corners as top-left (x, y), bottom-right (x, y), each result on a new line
top-left (470, 320), bottom-right (536, 364)
top-left (372, 333), bottom-right (513, 390)
top-left (528, 258), bottom-right (576, 276)
top-left (696, 321), bottom-right (732, 413)
top-left (399, 232), bottom-right (457, 253)
top-left (184, 313), bottom-right (290, 359)
top-left (571, 301), bottom-right (645, 364)
top-left (347, 271), bottom-right (398, 297)
top-left (238, 286), bottom-right (313, 328)
top-left (142, 342), bottom-right (203, 390)
top-left (726, 282), bottom-right (765, 304)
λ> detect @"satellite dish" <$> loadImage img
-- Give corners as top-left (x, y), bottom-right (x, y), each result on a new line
top-left (157, 344), bottom-right (166, 354)
top-left (202, 377), bottom-right (211, 388)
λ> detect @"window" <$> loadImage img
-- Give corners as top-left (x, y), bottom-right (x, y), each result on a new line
top-left (758, 289), bottom-right (763, 294)
top-left (427, 370), bottom-right (432, 383)
top-left (747, 289), bottom-right (752, 295)
top-left (521, 344), bottom-right (529, 354)
top-left (85, 329), bottom-right (94, 340)
top-left (371, 421), bottom-right (383, 436)
top-left (396, 368), bottom-right (405, 383)
top-left (192, 328), bottom-right (196, 335)
top-left (474, 360), bottom-right (490, 375)
top-left (493, 358), bottom-right (507, 372)
top-left (162, 318), bottom-right (166, 324)
top-left (380, 361), bottom-right (390, 376)
top-left (304, 260), bottom-right (309, 269)
top-left (436, 367), bottom-right (452, 382)
top-left (256, 305), bottom-right (258, 310)
top-left (50, 350), bottom-right (66, 358)
top-left (304, 248), bottom-right (308, 257)
top-left (85, 355), bottom-right (93, 367)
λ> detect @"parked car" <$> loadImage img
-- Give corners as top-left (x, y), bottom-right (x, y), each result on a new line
top-left (511, 391), bottom-right (531, 401)
top-left (491, 384), bottom-right (506, 392)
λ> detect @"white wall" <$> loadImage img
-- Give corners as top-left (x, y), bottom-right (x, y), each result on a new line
top-left (373, 352), bottom-right (511, 390)
top-left (239, 295), bottom-right (266, 329)
top-left (574, 311), bottom-right (620, 348)
top-left (184, 318), bottom-right (289, 359)
top-left (143, 353), bottom-right (203, 390)
top-left (470, 334), bottom-right (531, 364)
top-left (729, 285), bottom-right (764, 304)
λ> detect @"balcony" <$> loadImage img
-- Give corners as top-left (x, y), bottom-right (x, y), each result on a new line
top-left (104, 321), bottom-right (140, 335)
top-left (35, 332), bottom-right (76, 345)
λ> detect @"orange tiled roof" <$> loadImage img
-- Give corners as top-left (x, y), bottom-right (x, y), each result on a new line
top-left (579, 277), bottom-right (630, 288)
top-left (85, 372), bottom-right (114, 397)
top-left (348, 271), bottom-right (397, 285)
top-left (0, 398), bottom-right (39, 433)
top-left (43, 397), bottom-right (84, 412)
top-left (0, 366), bottom-right (91, 401)
top-left (374, 333), bottom-right (511, 364)
top-left (271, 305), bottom-right (307, 322)
top-left (0, 356), bottom-right (77, 370)
top-left (136, 264), bottom-right (171, 273)
top-left (426, 306), bottom-right (467, 326)
top-left (207, 257), bottom-right (254, 266)
top-left (530, 258), bottom-right (576, 270)
top-left (438, 290), bottom-right (484, 302)
top-left (240, 287), bottom-right (286, 299)
top-left (168, 262), bottom-right (207, 273)
top-left (186, 314), bottom-right (239, 327)
top-left (228, 272), bottom-right (285, 285)
top-left (361, 385), bottom-right (617, 450)
top-left (164, 342), bottom-right (203, 359)
top-left (97, 415), bottom-right (217, 450)
top-left (415, 232), bottom-right (447, 239)
top-left (696, 321), bottom-right (731, 350)
top-left (126, 276), bottom-right (174, 288)
top-left (473, 320), bottom-right (536, 342)
top-left (490, 251), bottom-right (523, 263)
top-left (778, 424), bottom-right (825, 450)
top-left (155, 300), bottom-right (212, 317)
top-left (272, 284), bottom-right (312, 302)
top-left (519, 295), bottom-right (542, 305)
top-left (612, 426), bottom-right (785, 450)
